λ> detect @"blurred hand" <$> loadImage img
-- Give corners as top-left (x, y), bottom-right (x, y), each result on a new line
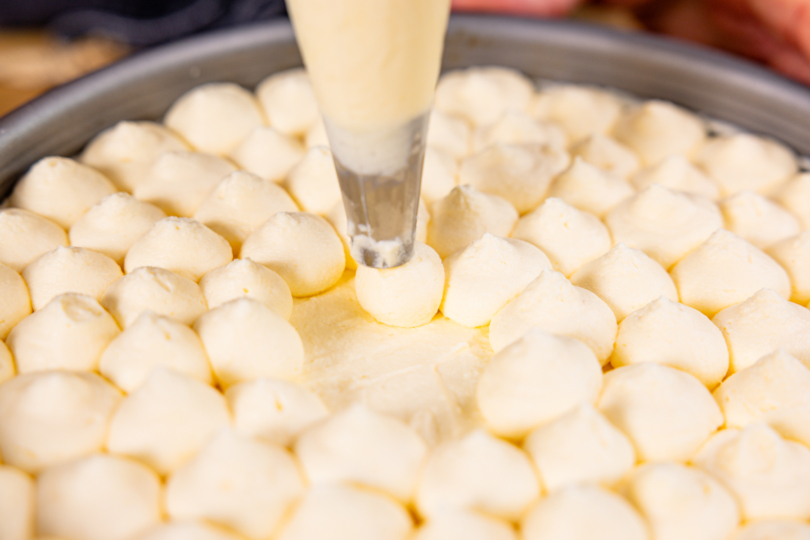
top-left (636, 0), bottom-right (810, 84)
top-left (451, 0), bottom-right (810, 84)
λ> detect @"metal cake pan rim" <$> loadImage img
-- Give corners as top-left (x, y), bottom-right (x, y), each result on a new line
top-left (1, 14), bottom-right (809, 193)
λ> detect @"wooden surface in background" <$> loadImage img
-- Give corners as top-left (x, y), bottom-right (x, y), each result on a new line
top-left (0, 7), bottom-right (636, 118)
top-left (0, 30), bottom-right (128, 117)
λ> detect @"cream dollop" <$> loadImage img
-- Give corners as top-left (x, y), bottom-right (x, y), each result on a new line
top-left (570, 134), bottom-right (640, 179)
top-left (767, 231), bottom-right (810, 305)
top-left (80, 120), bottom-right (189, 191)
top-left (295, 404), bottom-right (428, 502)
top-left (775, 173), bottom-right (810, 229)
top-left (107, 369), bottom-right (231, 475)
top-left (546, 157), bottom-right (634, 218)
top-left (193, 298), bottom-right (304, 388)
top-left (612, 296), bottom-right (730, 388)
top-left (164, 82), bottom-right (265, 155)
top-left (165, 429), bottom-right (305, 540)
top-left (0, 371), bottom-right (122, 473)
top-left (714, 348), bottom-right (810, 448)
top-left (712, 288), bottom-right (810, 373)
top-left (696, 133), bottom-right (797, 196)
top-left (415, 429), bottom-right (539, 521)
top-left (459, 143), bottom-right (569, 214)
top-left (597, 363), bottom-right (723, 462)
top-left (427, 185), bottom-right (518, 259)
top-left (0, 464), bottom-right (35, 540)
top-left (570, 243), bottom-right (678, 321)
top-left (0, 208), bottom-right (68, 272)
top-left (230, 126), bottom-right (306, 182)
top-left (427, 109), bottom-right (471, 159)
top-left (0, 263), bottom-right (31, 339)
top-left (37, 454), bottom-right (162, 540)
top-left (489, 269), bottom-right (618, 363)
top-left (199, 258), bottom-right (293, 319)
top-left (605, 184), bottom-right (723, 269)
top-left (523, 403), bottom-right (635, 491)
top-left (631, 155), bottom-right (720, 200)
top-left (434, 66), bottom-right (534, 126)
top-left (283, 146), bottom-right (342, 215)
top-left (441, 234), bottom-right (551, 328)
top-left (521, 484), bottom-right (648, 540)
top-left (69, 192), bottom-right (167, 264)
top-left (420, 146), bottom-right (458, 204)
top-left (193, 170), bottom-right (299, 251)
top-left (471, 112), bottom-right (566, 153)
top-left (256, 68), bottom-right (319, 137)
top-left (226, 377), bottom-right (329, 447)
top-left (277, 483), bottom-right (413, 540)
top-left (477, 329), bottom-right (602, 439)
top-left (9, 156), bottom-right (116, 228)
top-left (670, 229), bottom-right (791, 316)
top-left (692, 424), bottom-right (810, 521)
top-left (134, 151), bottom-right (237, 217)
top-left (413, 510), bottom-right (517, 540)
top-left (621, 462), bottom-right (740, 540)
top-left (22, 246), bottom-right (123, 311)
top-left (511, 197), bottom-right (611, 277)
top-left (613, 100), bottom-right (706, 166)
top-left (241, 212), bottom-right (345, 296)
top-left (355, 242), bottom-right (444, 327)
top-left (125, 217), bottom-right (233, 282)
top-left (99, 311), bottom-right (213, 393)
top-left (101, 267), bottom-right (208, 328)
top-left (721, 190), bottom-right (801, 249)
top-left (529, 84), bottom-right (622, 143)
top-left (7, 293), bottom-right (120, 373)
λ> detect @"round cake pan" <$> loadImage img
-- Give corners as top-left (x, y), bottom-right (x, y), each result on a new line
top-left (2, 14), bottom-right (810, 198)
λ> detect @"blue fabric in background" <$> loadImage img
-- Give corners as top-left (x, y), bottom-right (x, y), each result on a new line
top-left (0, 0), bottom-right (287, 46)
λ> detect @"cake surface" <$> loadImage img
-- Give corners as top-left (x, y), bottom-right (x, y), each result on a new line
top-left (0, 66), bottom-right (810, 540)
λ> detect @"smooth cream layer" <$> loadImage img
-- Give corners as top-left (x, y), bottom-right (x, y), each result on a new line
top-left (290, 274), bottom-right (492, 446)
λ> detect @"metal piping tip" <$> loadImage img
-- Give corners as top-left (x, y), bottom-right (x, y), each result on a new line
top-left (328, 112), bottom-right (430, 269)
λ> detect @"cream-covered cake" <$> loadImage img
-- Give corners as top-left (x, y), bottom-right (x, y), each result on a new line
top-left (1, 65), bottom-right (810, 540)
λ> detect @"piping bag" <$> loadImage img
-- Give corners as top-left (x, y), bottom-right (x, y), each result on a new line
top-left (286, 0), bottom-right (451, 268)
